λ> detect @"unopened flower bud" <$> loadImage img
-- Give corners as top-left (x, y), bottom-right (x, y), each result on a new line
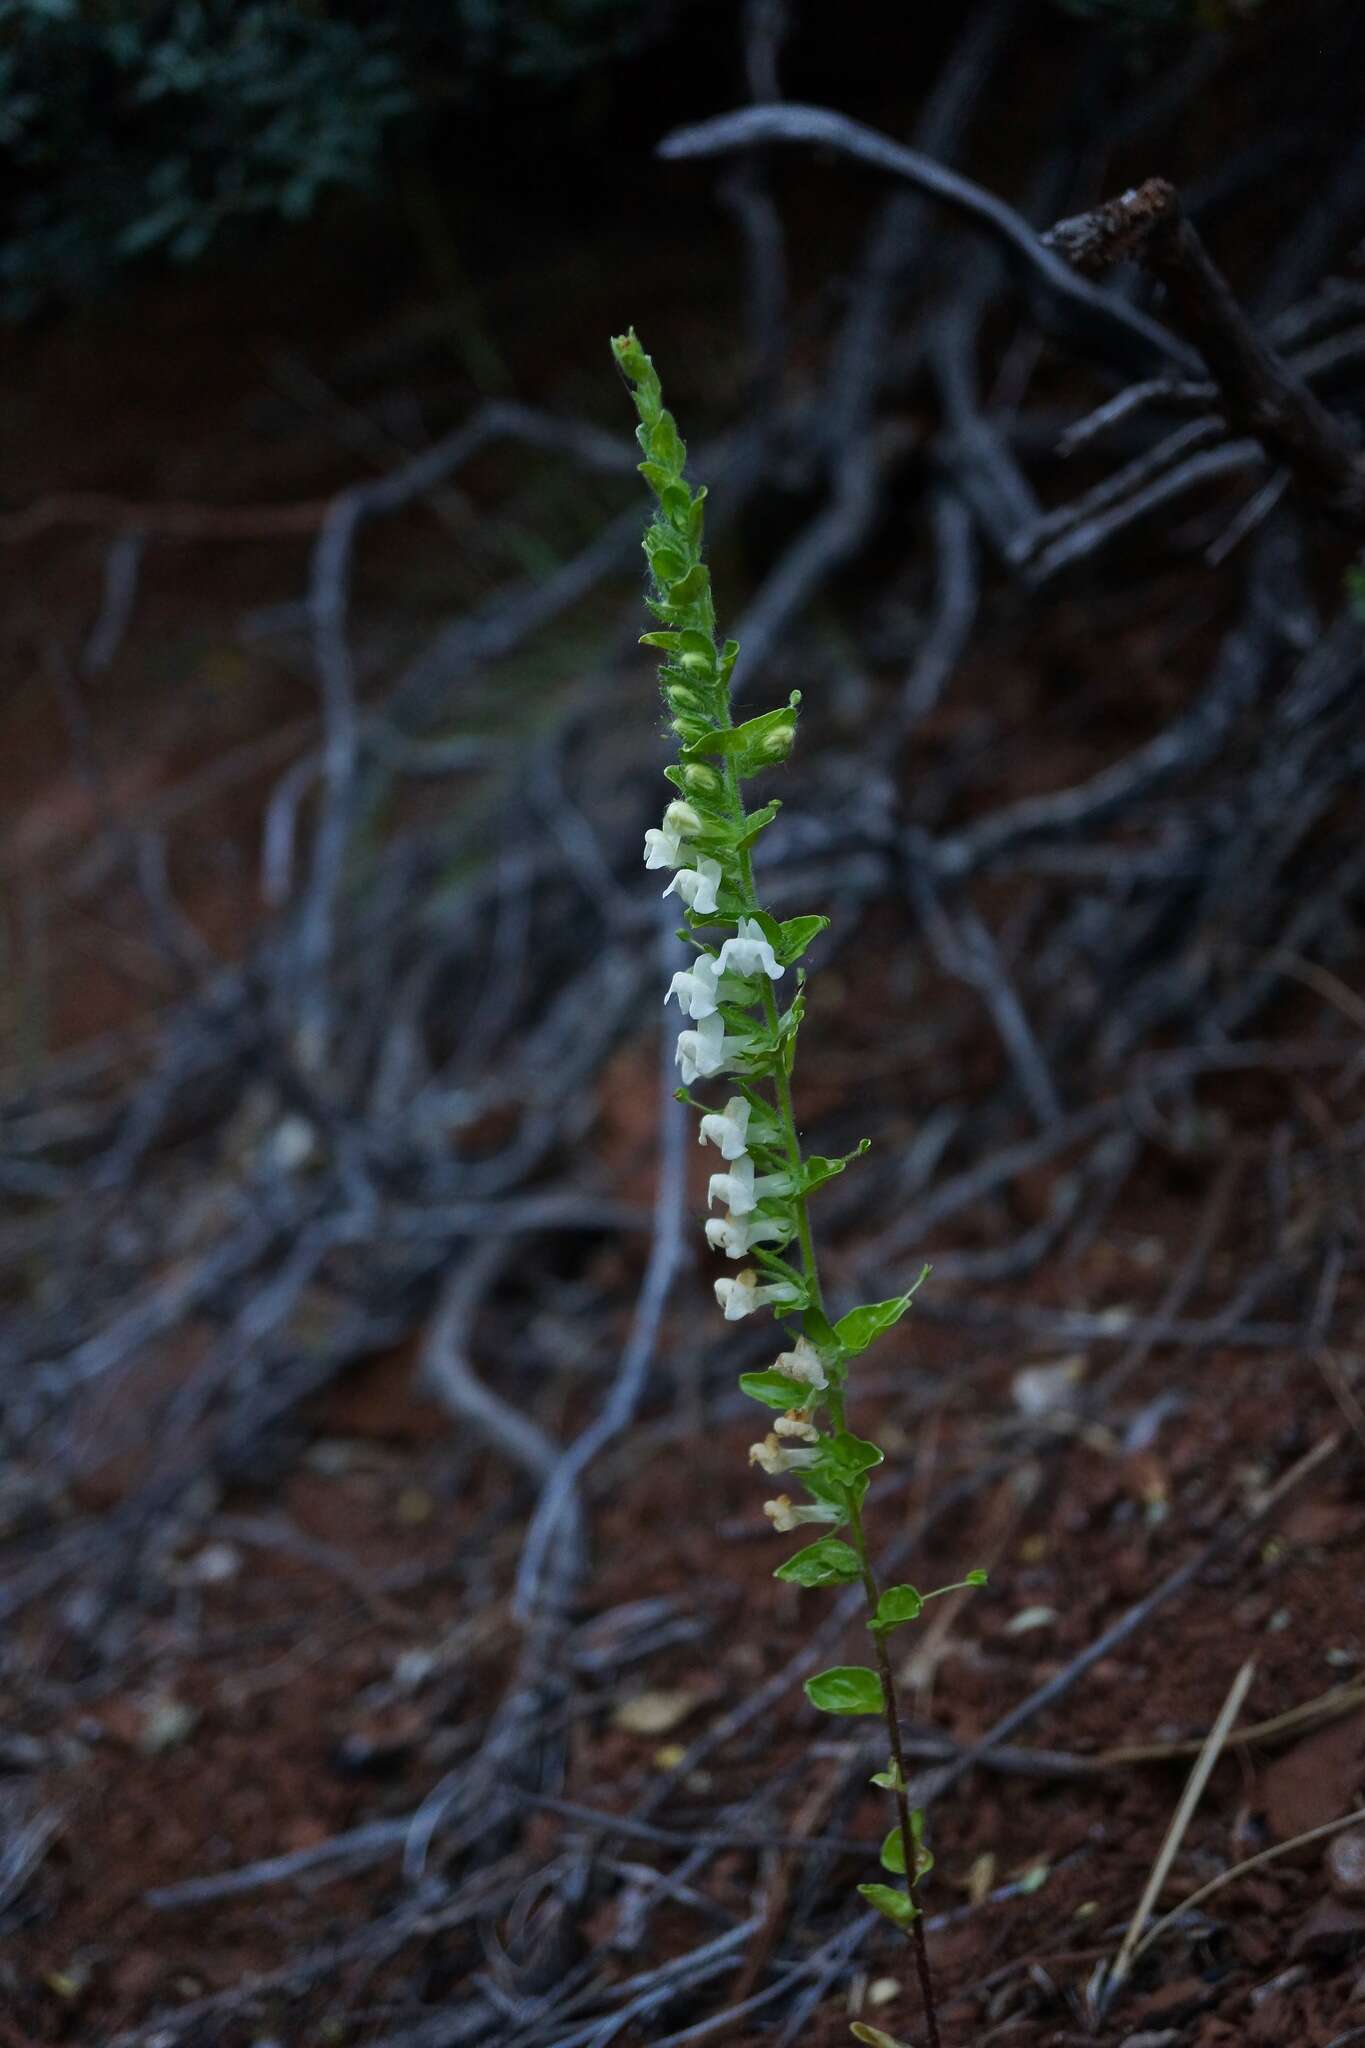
top-left (662, 800), bottom-right (702, 838)
top-left (682, 763), bottom-right (721, 795)
top-left (667, 685), bottom-right (701, 712)
top-left (680, 652), bottom-right (713, 675)
top-left (761, 722), bottom-right (795, 759)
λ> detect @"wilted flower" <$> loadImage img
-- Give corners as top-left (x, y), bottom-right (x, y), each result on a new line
top-left (774, 1335), bottom-right (828, 1392)
top-left (713, 1269), bottom-right (801, 1320)
top-left (773, 1411), bottom-right (820, 1441)
top-left (762, 1495), bottom-right (841, 1532)
top-left (748, 1432), bottom-right (820, 1474)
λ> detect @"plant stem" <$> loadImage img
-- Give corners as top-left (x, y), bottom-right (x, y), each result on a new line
top-left (852, 1500), bottom-right (943, 2048)
top-left (723, 744), bottom-right (943, 2048)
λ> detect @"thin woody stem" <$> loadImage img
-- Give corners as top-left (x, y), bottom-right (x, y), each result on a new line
top-left (853, 1501), bottom-right (943, 2048)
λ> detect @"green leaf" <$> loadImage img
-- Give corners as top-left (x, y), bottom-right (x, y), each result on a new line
top-left (680, 696), bottom-right (801, 769)
top-left (662, 564), bottom-right (711, 610)
top-left (880, 1814), bottom-right (934, 1883)
top-left (965, 1568), bottom-right (989, 1587)
top-left (773, 1538), bottom-right (863, 1587)
top-left (826, 1432), bottom-right (884, 1478)
top-left (661, 481), bottom-right (693, 527)
top-left (802, 1463), bottom-right (866, 1513)
top-left (648, 545), bottom-right (688, 586)
top-left (850, 2026), bottom-right (914, 2048)
top-left (833, 1269), bottom-right (930, 1357)
top-left (870, 1758), bottom-right (904, 1791)
top-left (871, 1584), bottom-right (924, 1631)
top-left (856, 1882), bottom-right (917, 1927)
top-left (738, 1370), bottom-right (813, 1410)
top-left (775, 914), bottom-right (830, 965)
top-left (650, 413), bottom-right (685, 470)
top-left (804, 1666), bottom-right (885, 1716)
top-left (872, 1570), bottom-right (987, 1626)
top-left (800, 1141), bottom-right (870, 1196)
top-left (736, 799), bottom-right (781, 849)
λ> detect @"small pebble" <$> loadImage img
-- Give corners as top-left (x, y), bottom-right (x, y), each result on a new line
top-left (1327, 1824), bottom-right (1365, 1904)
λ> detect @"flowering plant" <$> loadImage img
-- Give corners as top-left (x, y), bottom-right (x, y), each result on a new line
top-left (612, 330), bottom-right (984, 2046)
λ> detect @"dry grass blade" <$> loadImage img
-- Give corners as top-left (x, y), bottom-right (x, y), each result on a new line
top-left (1132, 1806), bottom-right (1365, 1971)
top-left (1090, 1657), bottom-right (1256, 2020)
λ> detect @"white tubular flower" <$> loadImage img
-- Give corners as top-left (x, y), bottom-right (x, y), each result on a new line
top-left (707, 1153), bottom-right (790, 1218)
top-left (704, 1210), bottom-right (786, 1259)
top-left (664, 955), bottom-right (721, 1020)
top-left (663, 857), bottom-right (722, 915)
top-left (675, 1012), bottom-right (726, 1085)
top-left (774, 1335), bottom-right (828, 1391)
top-left (698, 1096), bottom-right (751, 1160)
top-left (773, 1411), bottom-right (820, 1441)
top-left (748, 1432), bottom-right (820, 1475)
top-left (707, 1154), bottom-right (754, 1214)
top-left (716, 916), bottom-right (784, 982)
top-left (713, 1269), bottom-right (801, 1321)
top-left (643, 821), bottom-right (692, 871)
top-left (763, 1495), bottom-right (841, 1533)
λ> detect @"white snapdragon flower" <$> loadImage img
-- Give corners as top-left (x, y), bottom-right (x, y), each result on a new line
top-left (713, 1269), bottom-right (801, 1320)
top-left (698, 1096), bottom-right (750, 1159)
top-left (704, 1209), bottom-right (786, 1259)
top-left (643, 802), bottom-right (703, 871)
top-left (763, 1495), bottom-right (841, 1532)
top-left (675, 1012), bottom-right (726, 1084)
top-left (706, 1153), bottom-right (789, 1218)
top-left (774, 1335), bottom-right (828, 1392)
top-left (664, 955), bottom-right (721, 1021)
top-left (716, 916), bottom-right (784, 982)
top-left (663, 857), bottom-right (722, 916)
top-left (748, 1432), bottom-right (821, 1475)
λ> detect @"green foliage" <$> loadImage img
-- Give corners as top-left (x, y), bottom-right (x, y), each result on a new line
top-left (833, 1268), bottom-right (930, 1357)
top-left (857, 1881), bottom-right (918, 1927)
top-left (871, 1571), bottom-right (987, 1632)
top-left (0, 0), bottom-right (661, 316)
top-left (799, 1143), bottom-right (870, 1196)
top-left (804, 1665), bottom-right (885, 1716)
top-left (738, 1369), bottom-right (818, 1410)
top-left (872, 1584), bottom-right (924, 1629)
top-left (773, 1537), bottom-right (863, 1586)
